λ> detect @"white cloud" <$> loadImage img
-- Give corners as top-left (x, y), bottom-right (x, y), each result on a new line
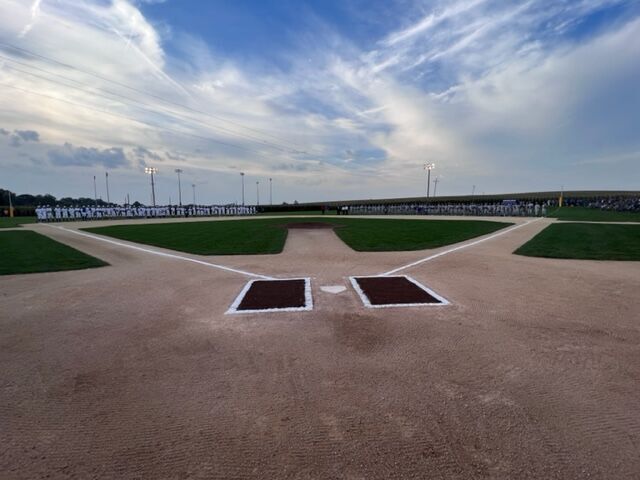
top-left (0, 0), bottom-right (638, 202)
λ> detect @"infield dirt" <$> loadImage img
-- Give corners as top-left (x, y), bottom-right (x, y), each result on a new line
top-left (1, 216), bottom-right (639, 479)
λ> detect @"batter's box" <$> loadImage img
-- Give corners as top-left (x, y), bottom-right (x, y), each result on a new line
top-left (349, 275), bottom-right (450, 308)
top-left (227, 278), bottom-right (313, 314)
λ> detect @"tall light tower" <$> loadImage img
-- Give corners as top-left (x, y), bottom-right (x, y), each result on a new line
top-left (433, 176), bottom-right (440, 197)
top-left (93, 175), bottom-right (98, 206)
top-left (175, 169), bottom-right (183, 206)
top-left (105, 172), bottom-right (110, 204)
top-left (144, 167), bottom-right (158, 206)
top-left (424, 163), bottom-right (435, 199)
top-left (256, 181), bottom-right (260, 206)
top-left (269, 177), bottom-right (273, 205)
top-left (192, 184), bottom-right (196, 205)
top-left (240, 172), bottom-right (245, 206)
top-left (7, 189), bottom-right (13, 218)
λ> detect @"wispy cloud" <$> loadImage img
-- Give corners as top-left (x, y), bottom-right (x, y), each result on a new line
top-left (0, 0), bottom-right (638, 202)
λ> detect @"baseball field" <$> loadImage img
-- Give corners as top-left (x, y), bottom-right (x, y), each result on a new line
top-left (1, 213), bottom-right (639, 479)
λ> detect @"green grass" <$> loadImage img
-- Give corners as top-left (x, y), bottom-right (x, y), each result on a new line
top-left (84, 217), bottom-right (512, 255)
top-left (549, 207), bottom-right (640, 222)
top-left (514, 223), bottom-right (640, 260)
top-left (0, 217), bottom-right (37, 229)
top-left (0, 230), bottom-right (108, 275)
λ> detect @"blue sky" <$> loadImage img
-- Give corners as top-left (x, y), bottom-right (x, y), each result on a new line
top-left (0, 0), bottom-right (639, 204)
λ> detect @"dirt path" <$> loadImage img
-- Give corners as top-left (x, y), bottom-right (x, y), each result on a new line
top-left (1, 216), bottom-right (639, 479)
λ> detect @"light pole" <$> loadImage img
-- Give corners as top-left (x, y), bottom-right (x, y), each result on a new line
top-left (424, 163), bottom-right (435, 199)
top-left (192, 184), bottom-right (196, 205)
top-left (105, 172), bottom-right (110, 204)
top-left (240, 172), bottom-right (245, 206)
top-left (269, 178), bottom-right (273, 205)
top-left (93, 175), bottom-right (98, 206)
top-left (256, 181), bottom-right (260, 206)
top-left (145, 167), bottom-right (158, 206)
top-left (7, 189), bottom-right (13, 218)
top-left (433, 176), bottom-right (440, 197)
top-left (175, 169), bottom-right (183, 206)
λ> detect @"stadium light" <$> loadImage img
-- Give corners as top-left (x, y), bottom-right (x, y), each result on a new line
top-left (105, 172), bottom-right (110, 205)
top-left (175, 169), bottom-right (183, 206)
top-left (240, 172), bottom-right (245, 206)
top-left (256, 180), bottom-right (260, 206)
top-left (145, 167), bottom-right (158, 207)
top-left (424, 163), bottom-right (435, 199)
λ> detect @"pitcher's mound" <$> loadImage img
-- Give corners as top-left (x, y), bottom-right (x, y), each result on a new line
top-left (350, 275), bottom-right (449, 308)
top-left (227, 278), bottom-right (313, 314)
top-left (282, 222), bottom-right (337, 229)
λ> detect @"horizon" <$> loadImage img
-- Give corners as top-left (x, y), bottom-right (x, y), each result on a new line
top-left (1, 0), bottom-right (639, 205)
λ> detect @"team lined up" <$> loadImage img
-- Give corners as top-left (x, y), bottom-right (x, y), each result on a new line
top-left (35, 205), bottom-right (257, 222)
top-left (345, 202), bottom-right (548, 217)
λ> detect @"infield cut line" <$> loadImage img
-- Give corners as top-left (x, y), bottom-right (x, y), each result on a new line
top-left (381, 218), bottom-right (544, 276)
top-left (44, 225), bottom-right (274, 280)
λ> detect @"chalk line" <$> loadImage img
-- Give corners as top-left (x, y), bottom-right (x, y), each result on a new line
top-left (380, 218), bottom-right (544, 276)
top-left (45, 225), bottom-right (274, 280)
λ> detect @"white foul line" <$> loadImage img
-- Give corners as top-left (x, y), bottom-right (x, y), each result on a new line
top-left (45, 225), bottom-right (274, 280)
top-left (380, 218), bottom-right (544, 276)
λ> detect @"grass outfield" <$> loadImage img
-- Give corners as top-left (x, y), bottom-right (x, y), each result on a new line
top-left (549, 207), bottom-right (640, 222)
top-left (0, 217), bottom-right (37, 229)
top-left (0, 230), bottom-right (108, 275)
top-left (514, 223), bottom-right (640, 260)
top-left (84, 217), bottom-right (512, 255)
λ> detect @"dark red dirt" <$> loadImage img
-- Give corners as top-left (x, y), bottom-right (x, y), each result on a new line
top-left (281, 222), bottom-right (337, 229)
top-left (237, 279), bottom-right (307, 310)
top-left (355, 276), bottom-right (442, 305)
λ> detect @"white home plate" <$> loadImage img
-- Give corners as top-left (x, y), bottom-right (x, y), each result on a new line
top-left (320, 285), bottom-right (347, 294)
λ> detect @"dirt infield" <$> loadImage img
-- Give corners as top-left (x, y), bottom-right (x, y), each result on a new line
top-left (1, 216), bottom-right (639, 479)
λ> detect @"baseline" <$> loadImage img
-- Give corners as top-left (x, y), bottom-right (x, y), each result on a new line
top-left (380, 218), bottom-right (544, 276)
top-left (44, 225), bottom-right (274, 280)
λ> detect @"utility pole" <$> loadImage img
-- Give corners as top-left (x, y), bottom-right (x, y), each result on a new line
top-left (433, 177), bottom-right (439, 197)
top-left (269, 178), bottom-right (273, 205)
top-left (93, 175), bottom-right (98, 206)
top-left (105, 172), bottom-right (110, 204)
top-left (175, 169), bottom-right (183, 206)
top-left (256, 181), bottom-right (260, 206)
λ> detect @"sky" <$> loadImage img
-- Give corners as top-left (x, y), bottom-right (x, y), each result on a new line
top-left (0, 0), bottom-right (639, 205)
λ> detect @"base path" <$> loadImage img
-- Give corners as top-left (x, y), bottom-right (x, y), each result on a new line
top-left (1, 216), bottom-right (639, 479)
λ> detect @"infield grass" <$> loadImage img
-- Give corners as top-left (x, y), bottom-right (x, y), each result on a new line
top-left (0, 230), bottom-right (108, 275)
top-left (0, 217), bottom-right (37, 229)
top-left (514, 223), bottom-right (640, 260)
top-left (84, 217), bottom-right (511, 255)
top-left (548, 207), bottom-right (640, 222)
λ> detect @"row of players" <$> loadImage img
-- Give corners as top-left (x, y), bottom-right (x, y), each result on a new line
top-left (35, 205), bottom-right (257, 222)
top-left (346, 202), bottom-right (548, 217)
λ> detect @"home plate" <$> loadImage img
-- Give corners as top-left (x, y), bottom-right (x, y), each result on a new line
top-left (320, 285), bottom-right (347, 294)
